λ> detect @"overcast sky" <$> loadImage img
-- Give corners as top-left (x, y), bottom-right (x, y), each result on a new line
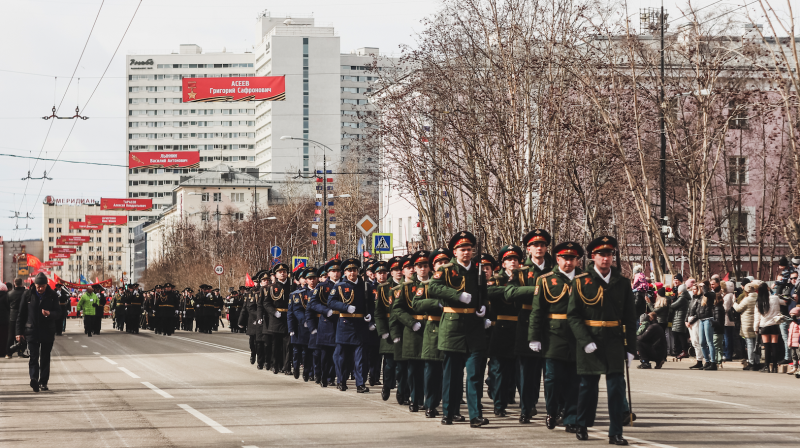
top-left (0, 0), bottom-right (789, 241)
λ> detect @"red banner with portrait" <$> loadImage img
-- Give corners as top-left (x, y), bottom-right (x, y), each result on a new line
top-left (101, 198), bottom-right (153, 211)
top-left (86, 215), bottom-right (128, 226)
top-left (182, 76), bottom-right (286, 102)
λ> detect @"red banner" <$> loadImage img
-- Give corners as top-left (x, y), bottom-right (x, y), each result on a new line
top-left (49, 253), bottom-right (70, 259)
top-left (182, 76), bottom-right (286, 102)
top-left (86, 215), bottom-right (128, 226)
top-left (101, 197), bottom-right (153, 211)
top-left (43, 261), bottom-right (64, 266)
top-left (60, 279), bottom-right (113, 290)
top-left (59, 235), bottom-right (91, 243)
top-left (69, 221), bottom-right (103, 230)
top-left (129, 151), bottom-right (200, 169)
top-left (52, 247), bottom-right (77, 254)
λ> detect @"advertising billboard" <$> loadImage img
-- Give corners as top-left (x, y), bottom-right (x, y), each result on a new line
top-left (129, 151), bottom-right (200, 169)
top-left (182, 76), bottom-right (286, 102)
top-left (86, 215), bottom-right (128, 226)
top-left (101, 198), bottom-right (153, 211)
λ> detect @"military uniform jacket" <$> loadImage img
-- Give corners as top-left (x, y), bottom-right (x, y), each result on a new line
top-left (328, 277), bottom-right (374, 346)
top-left (238, 292), bottom-right (261, 337)
top-left (111, 294), bottom-right (126, 318)
top-left (194, 293), bottom-right (207, 317)
top-left (307, 280), bottom-right (337, 346)
top-left (259, 280), bottom-right (290, 334)
top-left (426, 260), bottom-right (488, 354)
top-left (506, 260), bottom-right (551, 357)
top-left (123, 291), bottom-right (143, 314)
top-left (391, 277), bottom-right (425, 360)
top-left (412, 279), bottom-right (444, 361)
top-left (529, 267), bottom-right (581, 362)
top-left (182, 296), bottom-right (195, 317)
top-left (487, 271), bottom-right (521, 358)
top-left (567, 263), bottom-right (636, 375)
top-left (374, 281), bottom-right (396, 355)
top-left (288, 287), bottom-right (310, 345)
top-left (212, 294), bottom-right (224, 316)
top-left (157, 291), bottom-right (178, 316)
top-left (366, 279), bottom-right (380, 349)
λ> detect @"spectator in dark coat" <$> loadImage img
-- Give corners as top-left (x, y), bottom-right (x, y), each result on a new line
top-left (637, 312), bottom-right (667, 369)
top-left (0, 282), bottom-right (8, 358)
top-left (6, 278), bottom-right (26, 359)
top-left (16, 273), bottom-right (61, 392)
top-left (670, 284), bottom-right (690, 359)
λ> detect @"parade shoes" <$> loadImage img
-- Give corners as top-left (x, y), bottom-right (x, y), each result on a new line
top-left (575, 426), bottom-right (589, 441)
top-left (545, 415), bottom-right (557, 429)
top-left (469, 417), bottom-right (489, 428)
top-left (357, 385), bottom-right (369, 393)
top-left (381, 385), bottom-right (390, 401)
top-left (609, 435), bottom-right (629, 445)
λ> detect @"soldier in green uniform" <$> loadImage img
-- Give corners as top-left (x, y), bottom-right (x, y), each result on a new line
top-left (529, 241), bottom-right (584, 432)
top-left (487, 245), bottom-right (529, 418)
top-left (389, 255), bottom-right (414, 406)
top-left (372, 261), bottom-right (396, 400)
top-left (111, 288), bottom-right (126, 332)
top-left (506, 229), bottom-right (553, 423)
top-left (413, 248), bottom-right (451, 418)
top-left (567, 236), bottom-right (635, 445)
top-left (391, 251), bottom-right (431, 412)
top-left (427, 231), bottom-right (491, 428)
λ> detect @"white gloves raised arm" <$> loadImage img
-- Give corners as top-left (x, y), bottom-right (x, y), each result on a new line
top-left (412, 322), bottom-right (422, 332)
top-left (584, 342), bottom-right (598, 354)
top-left (458, 292), bottom-right (472, 304)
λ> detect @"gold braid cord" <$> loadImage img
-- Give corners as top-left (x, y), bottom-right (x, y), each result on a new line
top-left (543, 277), bottom-right (570, 304)
top-left (445, 270), bottom-right (465, 292)
top-left (338, 286), bottom-right (355, 305)
top-left (576, 280), bottom-right (603, 306)
top-left (270, 287), bottom-right (284, 301)
top-left (405, 285), bottom-right (415, 308)
top-left (380, 288), bottom-right (392, 307)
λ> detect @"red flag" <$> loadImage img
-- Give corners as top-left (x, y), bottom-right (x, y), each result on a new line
top-left (722, 272), bottom-right (729, 282)
top-left (54, 273), bottom-right (62, 285)
top-left (293, 261), bottom-right (306, 272)
top-left (26, 254), bottom-right (42, 271)
top-left (96, 277), bottom-right (100, 284)
top-left (245, 273), bottom-right (255, 288)
top-left (47, 276), bottom-right (56, 289)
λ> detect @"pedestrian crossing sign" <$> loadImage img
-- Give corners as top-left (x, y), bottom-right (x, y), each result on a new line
top-left (292, 256), bottom-right (309, 270)
top-left (373, 233), bottom-right (392, 254)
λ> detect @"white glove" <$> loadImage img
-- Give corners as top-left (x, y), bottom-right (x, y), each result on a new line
top-left (483, 319), bottom-right (492, 329)
top-left (239, 324), bottom-right (244, 328)
top-left (584, 342), bottom-right (598, 354)
top-left (289, 332), bottom-right (295, 336)
top-left (364, 314), bottom-right (372, 322)
top-left (627, 352), bottom-right (635, 367)
top-left (207, 293), bottom-right (211, 298)
top-left (476, 305), bottom-right (486, 317)
top-left (347, 305), bottom-right (356, 314)
top-left (458, 292), bottom-right (472, 304)
top-left (303, 321), bottom-right (307, 327)
top-left (311, 329), bottom-right (317, 334)
top-left (438, 302), bottom-right (443, 308)
top-left (257, 319), bottom-right (263, 324)
top-left (369, 324), bottom-right (376, 331)
top-left (529, 341), bottom-right (542, 352)
top-left (381, 333), bottom-right (389, 339)
top-left (393, 337), bottom-right (401, 343)
top-left (326, 309), bottom-right (333, 317)
top-left (412, 322), bottom-right (422, 332)
top-left (274, 311), bottom-right (281, 318)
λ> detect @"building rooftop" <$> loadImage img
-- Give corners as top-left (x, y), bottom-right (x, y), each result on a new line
top-left (178, 164), bottom-right (272, 188)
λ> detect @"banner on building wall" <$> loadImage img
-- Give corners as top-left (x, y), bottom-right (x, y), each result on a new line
top-left (57, 236), bottom-right (91, 244)
top-left (86, 215), bottom-right (128, 226)
top-left (128, 151), bottom-right (200, 169)
top-left (101, 198), bottom-right (153, 211)
top-left (49, 253), bottom-right (70, 259)
top-left (69, 222), bottom-right (103, 230)
top-left (43, 261), bottom-right (64, 267)
top-left (52, 247), bottom-right (77, 254)
top-left (182, 76), bottom-right (286, 102)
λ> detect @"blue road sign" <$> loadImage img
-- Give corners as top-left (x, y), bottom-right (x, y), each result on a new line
top-left (373, 233), bottom-right (392, 254)
top-left (270, 246), bottom-right (282, 257)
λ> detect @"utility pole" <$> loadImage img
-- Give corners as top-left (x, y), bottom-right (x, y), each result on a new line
top-left (659, 3), bottom-right (668, 275)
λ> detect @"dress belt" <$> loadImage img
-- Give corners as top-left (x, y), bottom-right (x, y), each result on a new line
top-left (340, 313), bottom-right (364, 318)
top-left (442, 307), bottom-right (475, 314)
top-left (521, 304), bottom-right (532, 310)
top-left (548, 313), bottom-right (567, 319)
top-left (412, 315), bottom-right (426, 320)
top-left (427, 316), bottom-right (441, 321)
top-left (329, 310), bottom-right (340, 315)
top-left (276, 308), bottom-right (288, 312)
top-left (584, 320), bottom-right (619, 327)
top-left (385, 313), bottom-right (391, 318)
top-left (496, 315), bottom-right (518, 321)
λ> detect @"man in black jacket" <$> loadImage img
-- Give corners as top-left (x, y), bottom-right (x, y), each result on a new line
top-left (16, 273), bottom-right (61, 392)
top-left (6, 278), bottom-right (27, 358)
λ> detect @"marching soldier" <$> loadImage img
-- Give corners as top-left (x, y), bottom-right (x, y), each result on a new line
top-left (160, 283), bottom-right (179, 336)
top-left (308, 260), bottom-right (342, 387)
top-left (260, 263), bottom-right (292, 375)
top-left (124, 283), bottom-right (142, 334)
top-left (427, 231), bottom-right (490, 428)
top-left (111, 287), bottom-right (126, 332)
top-left (182, 288), bottom-right (195, 331)
top-left (328, 258), bottom-right (375, 393)
top-left (529, 241), bottom-right (584, 432)
top-left (195, 285), bottom-right (210, 333)
top-left (212, 289), bottom-right (224, 331)
top-left (240, 271), bottom-right (267, 368)
top-left (373, 260), bottom-right (396, 400)
top-left (364, 261), bottom-right (382, 387)
top-left (289, 268), bottom-right (315, 380)
top-left (227, 288), bottom-right (242, 333)
top-left (507, 229), bottom-right (553, 423)
top-left (567, 236), bottom-right (636, 445)
top-left (412, 248), bottom-right (451, 418)
top-left (386, 256), bottom-right (410, 405)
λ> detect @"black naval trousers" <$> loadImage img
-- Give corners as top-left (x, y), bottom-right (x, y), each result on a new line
top-left (576, 372), bottom-right (627, 436)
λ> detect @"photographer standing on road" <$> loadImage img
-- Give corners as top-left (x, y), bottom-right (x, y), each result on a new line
top-left (15, 273), bottom-right (61, 392)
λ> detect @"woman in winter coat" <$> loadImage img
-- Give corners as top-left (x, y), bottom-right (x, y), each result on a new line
top-left (734, 281), bottom-right (760, 370)
top-left (686, 282), bottom-right (707, 369)
top-left (670, 284), bottom-right (690, 359)
top-left (787, 307), bottom-right (800, 375)
top-left (722, 281), bottom-right (738, 362)
top-left (711, 287), bottom-right (726, 365)
top-left (693, 281), bottom-right (719, 370)
top-left (753, 282), bottom-right (782, 373)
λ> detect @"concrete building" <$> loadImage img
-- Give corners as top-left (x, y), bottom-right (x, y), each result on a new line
top-left (40, 198), bottom-right (128, 282)
top-left (126, 44), bottom-right (257, 236)
top-left (1, 238), bottom-right (45, 283)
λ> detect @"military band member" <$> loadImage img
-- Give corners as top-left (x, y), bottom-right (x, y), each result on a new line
top-left (507, 229), bottom-right (553, 423)
top-left (260, 263), bottom-right (292, 374)
top-left (241, 271), bottom-right (267, 368)
top-left (157, 282), bottom-right (178, 336)
top-left (228, 288), bottom-right (243, 333)
top-left (328, 258), bottom-right (375, 393)
top-left (412, 248), bottom-right (450, 418)
top-left (567, 236), bottom-right (635, 445)
top-left (288, 268), bottom-right (314, 380)
top-left (427, 231), bottom-right (490, 428)
top-left (195, 285), bottom-right (209, 333)
top-left (123, 283), bottom-right (142, 334)
top-left (529, 241), bottom-right (584, 432)
top-left (211, 289), bottom-right (223, 331)
top-left (182, 288), bottom-right (195, 332)
top-left (111, 288), bottom-right (126, 332)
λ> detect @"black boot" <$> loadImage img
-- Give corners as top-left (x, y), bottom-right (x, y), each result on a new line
top-left (381, 385), bottom-right (390, 401)
top-left (609, 435), bottom-right (628, 445)
top-left (575, 426), bottom-right (589, 441)
top-left (357, 385), bottom-right (369, 393)
top-left (425, 408), bottom-right (438, 418)
top-left (689, 360), bottom-right (704, 369)
top-left (545, 414), bottom-right (557, 429)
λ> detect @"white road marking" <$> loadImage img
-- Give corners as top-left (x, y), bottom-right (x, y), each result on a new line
top-left (81, 345), bottom-right (88, 348)
top-left (178, 404), bottom-right (233, 434)
top-left (101, 356), bottom-right (118, 365)
top-left (141, 381), bottom-right (173, 398)
top-left (171, 336), bottom-right (250, 354)
top-left (93, 352), bottom-right (100, 355)
top-left (74, 341), bottom-right (79, 343)
top-left (586, 428), bottom-right (677, 448)
top-left (242, 446), bottom-right (258, 448)
top-left (118, 367), bottom-right (140, 378)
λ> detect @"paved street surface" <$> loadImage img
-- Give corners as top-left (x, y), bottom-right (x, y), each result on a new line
top-left (2, 319), bottom-right (798, 448)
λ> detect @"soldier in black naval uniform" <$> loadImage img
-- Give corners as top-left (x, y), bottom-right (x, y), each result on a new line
top-left (529, 241), bottom-right (584, 432)
top-left (124, 283), bottom-right (142, 334)
top-left (195, 285), bottom-right (211, 333)
top-left (211, 289), bottom-right (224, 331)
top-left (111, 288), bottom-right (126, 332)
top-left (181, 288), bottom-right (195, 331)
top-left (568, 236), bottom-right (635, 446)
top-left (260, 263), bottom-right (292, 374)
top-left (159, 282), bottom-right (179, 335)
top-left (240, 275), bottom-right (265, 367)
top-left (363, 261), bottom-right (383, 387)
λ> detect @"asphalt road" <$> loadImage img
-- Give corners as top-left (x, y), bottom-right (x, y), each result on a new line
top-left (1, 319), bottom-right (798, 448)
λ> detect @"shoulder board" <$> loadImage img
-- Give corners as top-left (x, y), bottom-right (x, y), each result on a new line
top-left (540, 271), bottom-right (554, 278)
top-left (420, 279), bottom-right (431, 285)
top-left (575, 273), bottom-right (589, 278)
top-left (391, 283), bottom-right (405, 292)
top-left (440, 263), bottom-right (453, 269)
top-left (491, 273), bottom-right (505, 281)
top-left (378, 282), bottom-right (391, 287)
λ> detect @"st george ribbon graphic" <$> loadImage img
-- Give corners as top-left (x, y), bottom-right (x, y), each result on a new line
top-left (182, 76), bottom-right (286, 102)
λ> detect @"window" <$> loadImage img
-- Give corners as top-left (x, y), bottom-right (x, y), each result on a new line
top-left (233, 212), bottom-right (244, 220)
top-left (201, 212), bottom-right (209, 221)
top-left (49, 227), bottom-right (54, 233)
top-left (231, 193), bottom-right (245, 202)
top-left (201, 193), bottom-right (209, 202)
top-left (728, 157), bottom-right (747, 185)
top-left (48, 218), bottom-right (54, 224)
top-left (730, 210), bottom-right (749, 242)
top-left (729, 101), bottom-right (748, 129)
top-left (213, 193), bottom-right (221, 202)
